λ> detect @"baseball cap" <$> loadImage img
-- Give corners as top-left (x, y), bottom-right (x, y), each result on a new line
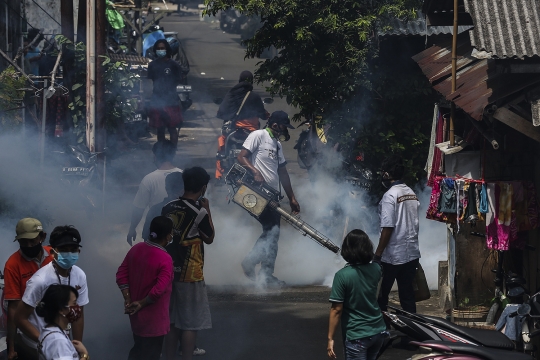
top-left (14, 218), bottom-right (43, 241)
top-left (49, 226), bottom-right (82, 248)
top-left (268, 111), bottom-right (295, 129)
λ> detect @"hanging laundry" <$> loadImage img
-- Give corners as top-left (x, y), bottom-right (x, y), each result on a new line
top-left (427, 177), bottom-right (456, 223)
top-left (427, 108), bottom-right (445, 187)
top-left (498, 183), bottom-right (513, 226)
top-left (479, 183), bottom-right (488, 214)
top-left (438, 178), bottom-right (457, 213)
top-left (465, 182), bottom-right (479, 223)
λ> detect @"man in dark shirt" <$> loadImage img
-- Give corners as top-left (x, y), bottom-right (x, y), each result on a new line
top-left (214, 70), bottom-right (268, 180)
top-left (148, 39), bottom-right (184, 147)
top-left (162, 167), bottom-right (215, 360)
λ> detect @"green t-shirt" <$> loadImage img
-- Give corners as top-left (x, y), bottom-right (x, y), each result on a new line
top-left (329, 263), bottom-right (386, 341)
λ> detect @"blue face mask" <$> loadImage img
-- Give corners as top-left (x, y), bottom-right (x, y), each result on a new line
top-left (156, 50), bottom-right (167, 58)
top-left (56, 252), bottom-right (79, 269)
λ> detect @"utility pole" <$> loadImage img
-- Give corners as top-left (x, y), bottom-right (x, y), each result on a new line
top-left (60, 0), bottom-right (75, 41)
top-left (86, 0), bottom-right (96, 152)
top-left (449, 0), bottom-right (458, 147)
top-left (95, 0), bottom-right (106, 152)
top-left (77, 0), bottom-right (86, 44)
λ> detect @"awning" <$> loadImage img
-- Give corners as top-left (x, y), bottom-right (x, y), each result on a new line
top-left (412, 42), bottom-right (540, 120)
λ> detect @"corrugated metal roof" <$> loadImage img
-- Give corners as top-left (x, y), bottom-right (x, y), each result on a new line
top-left (380, 12), bottom-right (473, 37)
top-left (464, 0), bottom-right (540, 59)
top-left (412, 43), bottom-right (540, 120)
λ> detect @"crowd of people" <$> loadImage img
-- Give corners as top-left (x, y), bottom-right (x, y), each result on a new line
top-left (3, 62), bottom-right (421, 359)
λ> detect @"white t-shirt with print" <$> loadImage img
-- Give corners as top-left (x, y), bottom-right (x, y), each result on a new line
top-left (38, 327), bottom-right (79, 360)
top-left (242, 129), bottom-right (286, 190)
top-left (378, 183), bottom-right (421, 265)
top-left (21, 262), bottom-right (89, 348)
top-left (133, 168), bottom-right (183, 209)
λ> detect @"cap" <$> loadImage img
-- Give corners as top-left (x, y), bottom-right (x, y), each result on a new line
top-left (268, 110), bottom-right (295, 129)
top-left (49, 226), bottom-right (82, 248)
top-left (239, 70), bottom-right (253, 83)
top-left (15, 218), bottom-right (43, 241)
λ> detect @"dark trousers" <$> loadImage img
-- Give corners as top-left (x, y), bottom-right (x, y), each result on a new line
top-left (243, 209), bottom-right (281, 277)
top-left (14, 333), bottom-right (38, 360)
top-left (127, 334), bottom-right (164, 360)
top-left (378, 258), bottom-right (419, 314)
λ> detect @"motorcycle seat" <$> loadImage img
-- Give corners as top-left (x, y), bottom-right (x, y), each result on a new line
top-left (422, 315), bottom-right (514, 350)
top-left (420, 341), bottom-right (533, 360)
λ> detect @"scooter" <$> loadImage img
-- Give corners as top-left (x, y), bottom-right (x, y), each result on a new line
top-left (54, 144), bottom-right (104, 216)
top-left (408, 340), bottom-right (535, 360)
top-left (384, 299), bottom-right (540, 357)
top-left (219, 8), bottom-right (247, 33)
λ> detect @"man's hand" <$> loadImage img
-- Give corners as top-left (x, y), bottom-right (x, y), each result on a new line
top-left (290, 197), bottom-right (300, 214)
top-left (8, 349), bottom-right (18, 360)
top-left (327, 339), bottom-right (336, 359)
top-left (252, 168), bottom-right (264, 183)
top-left (127, 228), bottom-right (136, 246)
top-left (200, 198), bottom-right (210, 212)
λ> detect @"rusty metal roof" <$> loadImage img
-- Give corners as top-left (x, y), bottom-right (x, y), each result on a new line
top-left (412, 43), bottom-right (540, 120)
top-left (463, 0), bottom-right (540, 59)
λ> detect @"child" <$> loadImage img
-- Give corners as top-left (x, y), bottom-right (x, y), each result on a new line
top-left (327, 229), bottom-right (386, 360)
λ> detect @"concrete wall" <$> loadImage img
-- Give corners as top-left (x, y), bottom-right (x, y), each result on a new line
top-left (24, 0), bottom-right (78, 41)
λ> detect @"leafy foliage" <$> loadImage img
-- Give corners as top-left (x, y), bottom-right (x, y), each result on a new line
top-left (205, 0), bottom-right (421, 120)
top-left (0, 67), bottom-right (27, 132)
top-left (54, 36), bottom-right (140, 143)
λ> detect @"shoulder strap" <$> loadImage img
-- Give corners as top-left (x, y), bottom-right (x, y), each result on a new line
top-left (236, 91), bottom-right (251, 116)
top-left (38, 330), bottom-right (67, 354)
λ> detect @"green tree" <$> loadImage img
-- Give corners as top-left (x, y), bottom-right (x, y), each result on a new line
top-left (205, 0), bottom-right (421, 120)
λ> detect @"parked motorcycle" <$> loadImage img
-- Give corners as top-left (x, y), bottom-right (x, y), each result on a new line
top-left (407, 340), bottom-right (534, 360)
top-left (54, 144), bottom-right (104, 217)
top-left (384, 300), bottom-right (540, 357)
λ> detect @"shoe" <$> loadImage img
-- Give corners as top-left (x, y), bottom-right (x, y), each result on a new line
top-left (241, 260), bottom-right (256, 281)
top-left (179, 347), bottom-right (206, 356)
top-left (261, 275), bottom-right (286, 287)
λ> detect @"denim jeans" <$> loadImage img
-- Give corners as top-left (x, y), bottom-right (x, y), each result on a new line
top-left (243, 209), bottom-right (281, 277)
top-left (344, 332), bottom-right (385, 360)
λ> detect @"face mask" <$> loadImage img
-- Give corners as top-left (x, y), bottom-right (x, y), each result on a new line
top-left (167, 235), bottom-right (174, 246)
top-left (197, 187), bottom-right (207, 202)
top-left (156, 50), bottom-right (167, 58)
top-left (381, 172), bottom-right (392, 189)
top-left (273, 125), bottom-right (290, 142)
top-left (20, 242), bottom-right (43, 258)
top-left (55, 252), bottom-right (79, 269)
top-left (63, 304), bottom-right (82, 323)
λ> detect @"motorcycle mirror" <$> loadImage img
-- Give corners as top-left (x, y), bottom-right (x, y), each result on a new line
top-left (213, 98), bottom-right (223, 105)
top-left (263, 98), bottom-right (274, 104)
top-left (518, 303), bottom-right (531, 316)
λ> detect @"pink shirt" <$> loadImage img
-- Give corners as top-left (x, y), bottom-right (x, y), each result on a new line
top-left (116, 241), bottom-right (173, 337)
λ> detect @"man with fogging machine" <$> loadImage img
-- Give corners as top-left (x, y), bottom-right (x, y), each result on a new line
top-left (374, 155), bottom-right (420, 317)
top-left (238, 111), bottom-right (301, 287)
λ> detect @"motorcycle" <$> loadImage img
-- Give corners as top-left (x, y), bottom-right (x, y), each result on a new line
top-left (213, 97), bottom-right (273, 183)
top-left (54, 144), bottom-right (104, 217)
top-left (407, 340), bottom-right (534, 360)
top-left (383, 299), bottom-right (540, 357)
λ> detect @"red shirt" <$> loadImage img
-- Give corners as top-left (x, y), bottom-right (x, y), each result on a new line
top-left (116, 241), bottom-right (173, 337)
top-left (3, 246), bottom-right (54, 300)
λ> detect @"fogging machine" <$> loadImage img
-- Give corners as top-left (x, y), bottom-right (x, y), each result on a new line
top-left (225, 164), bottom-right (340, 254)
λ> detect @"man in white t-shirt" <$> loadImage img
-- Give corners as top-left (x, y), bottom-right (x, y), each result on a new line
top-left (127, 140), bottom-right (182, 245)
top-left (237, 111), bottom-right (300, 287)
top-left (374, 156), bottom-right (420, 315)
top-left (15, 225), bottom-right (89, 358)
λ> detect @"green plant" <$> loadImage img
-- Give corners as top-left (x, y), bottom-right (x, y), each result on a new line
top-left (0, 67), bottom-right (27, 132)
